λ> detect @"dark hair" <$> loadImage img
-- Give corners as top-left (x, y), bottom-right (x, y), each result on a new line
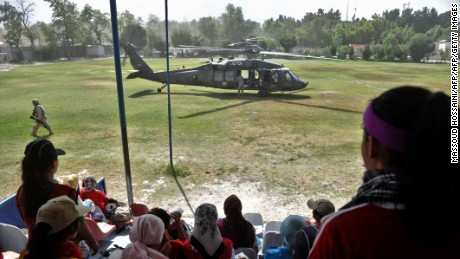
top-left (149, 207), bottom-right (171, 229)
top-left (372, 86), bottom-right (457, 239)
top-left (400, 91), bottom-right (458, 239)
top-left (369, 86), bottom-right (432, 169)
top-left (24, 219), bottom-right (80, 259)
top-left (20, 140), bottom-right (59, 219)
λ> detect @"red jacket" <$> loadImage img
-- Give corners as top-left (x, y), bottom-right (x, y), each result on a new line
top-left (309, 203), bottom-right (459, 259)
top-left (183, 237), bottom-right (233, 259)
top-left (79, 187), bottom-right (110, 215)
top-left (16, 182), bottom-right (77, 233)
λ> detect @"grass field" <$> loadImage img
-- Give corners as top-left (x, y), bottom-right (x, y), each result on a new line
top-left (0, 57), bottom-right (450, 219)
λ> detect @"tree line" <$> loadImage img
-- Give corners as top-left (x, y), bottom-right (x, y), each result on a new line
top-left (0, 0), bottom-right (452, 62)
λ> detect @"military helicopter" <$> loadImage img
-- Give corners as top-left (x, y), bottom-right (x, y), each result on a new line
top-left (122, 44), bottom-right (308, 97)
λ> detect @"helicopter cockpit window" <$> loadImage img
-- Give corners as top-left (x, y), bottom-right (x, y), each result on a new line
top-left (288, 71), bottom-right (299, 80)
top-left (282, 71), bottom-right (292, 81)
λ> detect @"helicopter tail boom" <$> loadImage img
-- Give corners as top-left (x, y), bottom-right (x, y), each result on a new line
top-left (122, 44), bottom-right (155, 81)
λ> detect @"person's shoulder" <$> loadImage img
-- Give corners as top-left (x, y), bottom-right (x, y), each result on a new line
top-left (222, 237), bottom-right (233, 247)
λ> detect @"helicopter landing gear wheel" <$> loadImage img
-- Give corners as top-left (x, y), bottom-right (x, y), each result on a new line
top-left (258, 89), bottom-right (269, 97)
top-left (157, 84), bottom-right (167, 93)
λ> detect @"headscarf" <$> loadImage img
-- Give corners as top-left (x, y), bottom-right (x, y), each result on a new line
top-left (191, 203), bottom-right (224, 257)
top-left (122, 214), bottom-right (168, 259)
top-left (222, 195), bottom-right (254, 248)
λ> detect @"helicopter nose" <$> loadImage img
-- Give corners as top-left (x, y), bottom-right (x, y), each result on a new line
top-left (297, 80), bottom-right (308, 90)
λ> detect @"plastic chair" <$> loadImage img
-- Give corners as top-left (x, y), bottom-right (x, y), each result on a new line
top-left (86, 218), bottom-right (116, 241)
top-left (264, 220), bottom-right (282, 234)
top-left (234, 247), bottom-right (257, 259)
top-left (243, 212), bottom-right (264, 237)
top-left (130, 203), bottom-right (149, 217)
top-left (0, 223), bottom-right (28, 253)
top-left (261, 231), bottom-right (282, 255)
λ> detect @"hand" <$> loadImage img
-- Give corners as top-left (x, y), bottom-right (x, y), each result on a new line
top-left (89, 238), bottom-right (100, 255)
top-left (169, 212), bottom-right (182, 230)
top-left (160, 231), bottom-right (172, 256)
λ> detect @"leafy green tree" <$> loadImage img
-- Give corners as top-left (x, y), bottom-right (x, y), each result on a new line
top-left (408, 33), bottom-right (435, 62)
top-left (362, 45), bottom-right (371, 60)
top-left (382, 32), bottom-right (399, 60)
top-left (80, 4), bottom-right (110, 45)
top-left (0, 1), bottom-right (22, 61)
top-left (412, 7), bottom-right (437, 33)
top-left (198, 16), bottom-right (218, 45)
top-left (120, 23), bottom-right (147, 48)
top-left (279, 34), bottom-right (297, 52)
top-left (348, 45), bottom-right (355, 59)
top-left (337, 45), bottom-right (348, 59)
top-left (372, 44), bottom-right (385, 60)
top-left (221, 4), bottom-right (249, 42)
top-left (17, 0), bottom-right (38, 60)
top-left (44, 0), bottom-right (81, 58)
top-left (171, 28), bottom-right (193, 47)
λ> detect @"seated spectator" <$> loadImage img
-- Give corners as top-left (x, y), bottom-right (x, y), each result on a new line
top-left (289, 198), bottom-right (335, 259)
top-left (149, 207), bottom-right (190, 241)
top-left (80, 176), bottom-right (118, 218)
top-left (61, 174), bottom-right (84, 205)
top-left (122, 214), bottom-right (169, 259)
top-left (280, 215), bottom-right (307, 248)
top-left (217, 195), bottom-right (257, 253)
top-left (16, 139), bottom-right (99, 253)
top-left (183, 203), bottom-right (233, 259)
top-left (309, 86), bottom-right (459, 259)
top-left (19, 195), bottom-right (90, 259)
top-left (149, 207), bottom-right (189, 259)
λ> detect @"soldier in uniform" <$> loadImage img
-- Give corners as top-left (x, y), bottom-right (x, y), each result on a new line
top-left (31, 99), bottom-right (54, 136)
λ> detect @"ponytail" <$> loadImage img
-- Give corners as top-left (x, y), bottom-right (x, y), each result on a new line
top-left (401, 92), bottom-right (458, 238)
top-left (20, 156), bottom-right (54, 219)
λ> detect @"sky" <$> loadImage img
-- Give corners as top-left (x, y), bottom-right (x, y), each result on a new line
top-left (3, 0), bottom-right (455, 24)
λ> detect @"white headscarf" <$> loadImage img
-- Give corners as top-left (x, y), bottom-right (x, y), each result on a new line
top-left (122, 214), bottom-right (168, 259)
top-left (192, 203), bottom-right (224, 256)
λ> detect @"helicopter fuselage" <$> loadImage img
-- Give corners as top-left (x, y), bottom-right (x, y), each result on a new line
top-left (124, 44), bottom-right (308, 95)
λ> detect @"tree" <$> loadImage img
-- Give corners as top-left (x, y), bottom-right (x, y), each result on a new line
top-left (362, 45), bottom-right (371, 60)
top-left (171, 28), bottom-right (193, 47)
top-left (408, 33), bottom-right (435, 62)
top-left (0, 2), bottom-right (23, 61)
top-left (16, 0), bottom-right (38, 60)
top-left (120, 23), bottom-right (147, 48)
top-left (221, 4), bottom-right (249, 42)
top-left (80, 4), bottom-right (110, 45)
top-left (44, 0), bottom-right (81, 58)
top-left (198, 16), bottom-right (218, 46)
top-left (279, 34), bottom-right (297, 53)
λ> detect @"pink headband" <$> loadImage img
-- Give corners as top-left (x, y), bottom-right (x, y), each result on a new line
top-left (363, 104), bottom-right (408, 153)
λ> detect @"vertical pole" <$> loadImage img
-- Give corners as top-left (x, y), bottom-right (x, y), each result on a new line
top-left (164, 0), bottom-right (174, 171)
top-left (109, 0), bottom-right (134, 205)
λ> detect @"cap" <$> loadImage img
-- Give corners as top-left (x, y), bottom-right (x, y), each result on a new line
top-left (24, 139), bottom-right (65, 163)
top-left (36, 196), bottom-right (89, 235)
top-left (280, 215), bottom-right (307, 246)
top-left (307, 199), bottom-right (335, 217)
top-left (32, 99), bottom-right (39, 105)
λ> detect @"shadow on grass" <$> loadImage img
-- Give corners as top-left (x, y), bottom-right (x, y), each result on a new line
top-left (128, 88), bottom-right (312, 101)
top-left (275, 100), bottom-right (362, 114)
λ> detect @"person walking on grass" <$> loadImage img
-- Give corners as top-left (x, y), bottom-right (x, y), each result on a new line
top-left (30, 99), bottom-right (53, 136)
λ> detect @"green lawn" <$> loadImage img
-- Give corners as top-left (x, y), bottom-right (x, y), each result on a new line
top-left (0, 58), bottom-right (450, 210)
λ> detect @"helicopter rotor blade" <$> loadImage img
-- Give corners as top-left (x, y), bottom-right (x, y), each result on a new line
top-left (122, 27), bottom-right (138, 66)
